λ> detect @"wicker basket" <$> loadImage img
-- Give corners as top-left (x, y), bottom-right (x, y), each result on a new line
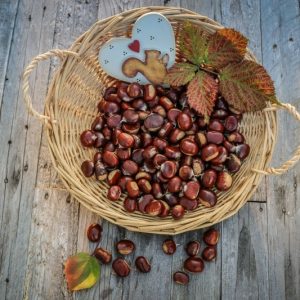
top-left (22, 7), bottom-right (300, 235)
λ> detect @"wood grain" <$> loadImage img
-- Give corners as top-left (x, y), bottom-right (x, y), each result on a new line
top-left (0, 0), bottom-right (299, 299)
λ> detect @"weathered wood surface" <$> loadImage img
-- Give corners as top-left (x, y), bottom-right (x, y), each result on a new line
top-left (0, 0), bottom-right (299, 299)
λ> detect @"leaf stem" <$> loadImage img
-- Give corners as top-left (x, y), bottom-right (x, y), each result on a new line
top-left (199, 65), bottom-right (219, 77)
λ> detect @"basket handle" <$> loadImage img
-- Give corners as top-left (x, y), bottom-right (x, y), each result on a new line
top-left (22, 49), bottom-right (79, 125)
top-left (252, 102), bottom-right (300, 175)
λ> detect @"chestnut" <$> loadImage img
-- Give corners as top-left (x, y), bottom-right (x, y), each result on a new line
top-left (192, 158), bottom-right (205, 176)
top-left (180, 139), bottom-right (199, 156)
top-left (153, 137), bottom-right (168, 152)
top-left (144, 113), bottom-right (164, 132)
top-left (87, 223), bottom-right (102, 242)
top-left (122, 109), bottom-right (139, 124)
top-left (106, 114), bottom-right (122, 129)
top-left (224, 115), bottom-right (238, 132)
top-left (81, 160), bottom-right (95, 177)
top-left (103, 141), bottom-right (115, 152)
top-left (118, 176), bottom-right (132, 192)
top-left (93, 152), bottom-right (102, 163)
top-left (91, 116), bottom-right (105, 131)
top-left (121, 160), bottom-right (139, 176)
top-left (94, 161), bottom-right (107, 181)
top-left (123, 197), bottom-right (137, 212)
top-left (141, 132), bottom-right (153, 147)
top-left (195, 132), bottom-right (207, 147)
top-left (211, 146), bottom-right (228, 165)
top-left (127, 82), bottom-right (142, 98)
top-left (153, 154), bottom-right (168, 168)
top-left (173, 271), bottom-right (189, 285)
top-left (135, 171), bottom-right (151, 181)
top-left (186, 241), bottom-right (201, 256)
top-left (169, 128), bottom-right (185, 144)
top-left (117, 132), bottom-right (134, 148)
top-left (137, 178), bottom-right (152, 193)
top-left (116, 148), bottom-right (131, 161)
top-left (103, 151), bottom-right (119, 167)
top-left (126, 180), bottom-right (140, 198)
top-left (112, 258), bottom-right (131, 277)
top-left (167, 176), bottom-right (182, 193)
top-left (135, 256), bottom-right (151, 273)
top-left (94, 247), bottom-right (112, 264)
top-left (161, 161), bottom-right (178, 179)
top-left (144, 84), bottom-right (156, 101)
top-left (184, 257), bottom-right (204, 273)
top-left (162, 239), bottom-right (176, 255)
top-left (80, 130), bottom-right (97, 147)
top-left (179, 165), bottom-right (194, 181)
top-left (208, 119), bottom-right (224, 132)
top-left (183, 181), bottom-right (200, 200)
top-left (145, 200), bottom-right (162, 216)
top-left (198, 189), bottom-right (217, 208)
top-left (227, 131), bottom-right (244, 143)
top-left (226, 154), bottom-right (241, 173)
top-left (152, 105), bottom-right (166, 118)
top-left (143, 145), bottom-right (158, 161)
top-left (201, 169), bottom-right (217, 188)
top-left (116, 239), bottom-right (135, 255)
top-left (211, 109), bottom-right (228, 119)
top-left (132, 149), bottom-right (144, 165)
top-left (159, 201), bottom-right (170, 217)
top-left (171, 204), bottom-right (185, 220)
top-left (235, 143), bottom-right (250, 160)
top-left (179, 197), bottom-right (198, 211)
top-left (117, 82), bottom-right (132, 102)
top-left (152, 182), bottom-right (163, 199)
top-left (158, 122), bottom-right (174, 138)
top-left (203, 228), bottom-right (220, 246)
top-left (165, 145), bottom-right (181, 160)
top-left (103, 86), bottom-right (117, 100)
top-left (167, 108), bottom-right (181, 123)
top-left (177, 112), bottom-right (192, 131)
top-left (206, 131), bottom-right (224, 145)
top-left (201, 144), bottom-right (219, 161)
top-left (202, 246), bottom-right (217, 261)
top-left (159, 96), bottom-right (174, 110)
top-left (164, 193), bottom-right (179, 207)
top-left (107, 185), bottom-right (121, 201)
top-left (216, 171), bottom-right (232, 191)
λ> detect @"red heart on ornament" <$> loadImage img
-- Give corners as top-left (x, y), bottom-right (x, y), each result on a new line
top-left (128, 40), bottom-right (140, 53)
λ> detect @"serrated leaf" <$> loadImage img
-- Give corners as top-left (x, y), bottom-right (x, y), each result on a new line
top-left (217, 28), bottom-right (248, 56)
top-left (64, 252), bottom-right (100, 291)
top-left (187, 71), bottom-right (218, 117)
top-left (219, 60), bottom-right (278, 112)
top-left (165, 63), bottom-right (197, 86)
top-left (207, 31), bottom-right (244, 70)
top-left (180, 22), bottom-right (209, 65)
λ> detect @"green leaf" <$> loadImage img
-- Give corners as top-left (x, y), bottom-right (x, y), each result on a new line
top-left (165, 63), bottom-right (197, 86)
top-left (206, 31), bottom-right (244, 70)
top-left (64, 252), bottom-right (100, 291)
top-left (219, 60), bottom-right (278, 112)
top-left (217, 28), bottom-right (248, 56)
top-left (187, 71), bottom-right (218, 117)
top-left (180, 22), bottom-right (209, 65)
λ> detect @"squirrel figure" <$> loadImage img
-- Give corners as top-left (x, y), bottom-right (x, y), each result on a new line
top-left (122, 50), bottom-right (169, 85)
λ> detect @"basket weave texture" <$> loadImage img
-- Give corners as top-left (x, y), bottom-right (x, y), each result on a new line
top-left (22, 7), bottom-right (300, 235)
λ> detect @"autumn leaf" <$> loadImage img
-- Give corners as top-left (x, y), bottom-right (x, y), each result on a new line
top-left (206, 31), bottom-right (244, 70)
top-left (187, 71), bottom-right (218, 117)
top-left (64, 252), bottom-right (100, 291)
top-left (217, 28), bottom-right (248, 56)
top-left (219, 60), bottom-right (278, 112)
top-left (180, 22), bottom-right (209, 65)
top-left (165, 63), bottom-right (197, 86)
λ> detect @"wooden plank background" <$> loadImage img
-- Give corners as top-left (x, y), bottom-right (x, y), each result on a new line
top-left (0, 0), bottom-right (299, 299)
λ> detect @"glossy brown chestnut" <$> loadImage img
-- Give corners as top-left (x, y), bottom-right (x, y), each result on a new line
top-left (159, 96), bottom-right (174, 110)
top-left (144, 113), bottom-right (164, 132)
top-left (171, 204), bottom-right (185, 220)
top-left (183, 181), bottom-right (200, 200)
top-left (227, 131), bottom-right (244, 143)
top-left (165, 146), bottom-right (181, 160)
top-left (173, 271), bottom-right (189, 285)
top-left (95, 161), bottom-right (107, 181)
top-left (102, 127), bottom-right (112, 140)
top-left (177, 112), bottom-right (193, 131)
top-left (162, 239), bottom-right (176, 255)
top-left (145, 200), bottom-right (162, 216)
top-left (94, 247), bottom-right (112, 264)
top-left (118, 132), bottom-right (134, 148)
top-left (161, 161), bottom-right (178, 179)
top-left (224, 115), bottom-right (238, 132)
top-left (117, 82), bottom-right (132, 102)
top-left (192, 158), bottom-right (205, 176)
top-left (132, 149), bottom-right (144, 165)
top-left (112, 258), bottom-right (131, 277)
top-left (81, 160), bottom-right (95, 177)
top-left (126, 180), bottom-right (140, 198)
top-left (201, 144), bottom-right (219, 161)
top-left (201, 169), bottom-right (217, 188)
top-left (93, 152), bottom-right (102, 163)
top-left (123, 109), bottom-right (139, 124)
top-left (127, 82), bottom-right (142, 98)
top-left (135, 171), bottom-right (151, 181)
top-left (235, 143), bottom-right (250, 160)
top-left (198, 189), bottom-right (217, 208)
top-left (211, 146), bottom-right (228, 165)
top-left (206, 131), bottom-right (224, 145)
top-left (153, 154), bottom-right (168, 168)
top-left (102, 151), bottom-right (119, 168)
top-left (203, 228), bottom-right (220, 246)
top-left (184, 257), bottom-right (204, 273)
top-left (164, 193), bottom-right (179, 207)
top-left (216, 171), bottom-right (232, 191)
top-left (186, 241), bottom-right (201, 257)
top-left (123, 197), bottom-right (137, 213)
top-left (179, 197), bottom-right (198, 211)
top-left (152, 182), bottom-right (163, 199)
top-left (107, 185), bottom-right (121, 201)
top-left (106, 114), bottom-right (122, 129)
top-left (144, 84), bottom-right (156, 101)
top-left (118, 176), bottom-right (132, 192)
top-left (179, 165), bottom-right (194, 181)
top-left (158, 122), bottom-right (174, 138)
top-left (116, 239), bottom-right (135, 255)
top-left (80, 130), bottom-right (97, 147)
top-left (159, 201), bottom-right (170, 217)
top-left (202, 246), bottom-right (217, 261)
top-left (208, 119), bottom-right (224, 132)
top-left (137, 178), bottom-right (152, 193)
top-left (122, 160), bottom-right (139, 176)
top-left (195, 132), bottom-right (207, 147)
top-left (167, 108), bottom-right (181, 123)
top-left (116, 148), bottom-right (131, 161)
top-left (153, 137), bottom-right (168, 152)
top-left (135, 256), bottom-right (151, 273)
top-left (170, 128), bottom-right (185, 144)
top-left (91, 116), bottom-right (105, 131)
top-left (143, 145), bottom-right (158, 161)
top-left (226, 154), bottom-right (241, 173)
top-left (167, 176), bottom-right (182, 193)
top-left (87, 223), bottom-right (102, 242)
top-left (180, 139), bottom-right (199, 156)
top-left (103, 141), bottom-right (115, 152)
top-left (107, 170), bottom-right (120, 187)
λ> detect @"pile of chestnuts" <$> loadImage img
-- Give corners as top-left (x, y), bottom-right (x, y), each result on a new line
top-left (87, 222), bottom-right (219, 285)
top-left (80, 81), bottom-right (250, 219)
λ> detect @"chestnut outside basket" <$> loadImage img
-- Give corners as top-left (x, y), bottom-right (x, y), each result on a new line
top-left (22, 7), bottom-right (300, 235)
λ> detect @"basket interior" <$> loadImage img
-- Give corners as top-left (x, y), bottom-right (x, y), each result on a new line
top-left (44, 8), bottom-right (277, 234)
